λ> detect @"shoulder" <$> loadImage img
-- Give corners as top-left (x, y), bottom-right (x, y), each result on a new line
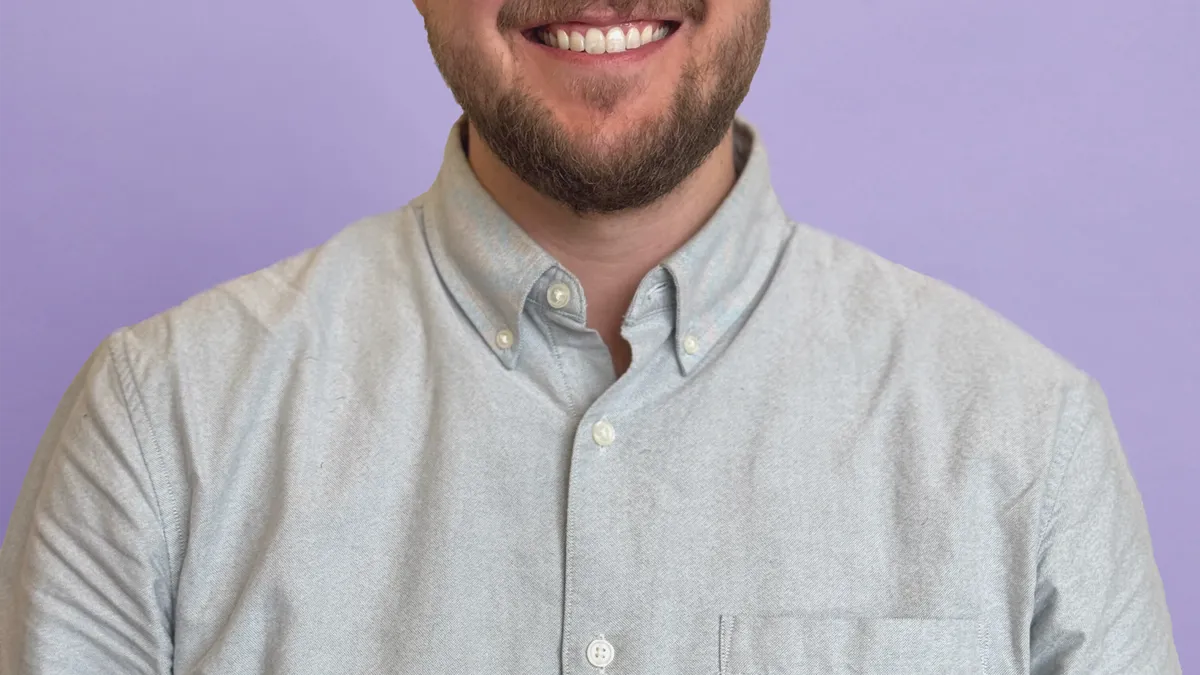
top-left (775, 222), bottom-right (1099, 464)
top-left (112, 202), bottom-right (433, 388)
top-left (783, 222), bottom-right (1089, 387)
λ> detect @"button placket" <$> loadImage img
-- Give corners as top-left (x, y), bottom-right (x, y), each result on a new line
top-left (564, 383), bottom-right (636, 673)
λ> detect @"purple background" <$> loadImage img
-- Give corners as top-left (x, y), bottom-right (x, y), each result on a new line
top-left (2, 0), bottom-right (1196, 661)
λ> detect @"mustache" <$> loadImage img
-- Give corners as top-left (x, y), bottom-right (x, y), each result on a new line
top-left (497, 0), bottom-right (707, 31)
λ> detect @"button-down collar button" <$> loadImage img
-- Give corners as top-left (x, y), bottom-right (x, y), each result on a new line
top-left (586, 637), bottom-right (615, 668)
top-left (682, 334), bottom-right (700, 355)
top-left (591, 419), bottom-right (616, 447)
top-left (547, 283), bottom-right (571, 309)
top-left (495, 329), bottom-right (515, 350)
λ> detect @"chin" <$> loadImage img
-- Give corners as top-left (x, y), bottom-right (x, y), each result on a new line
top-left (556, 100), bottom-right (671, 132)
top-left (534, 77), bottom-right (674, 120)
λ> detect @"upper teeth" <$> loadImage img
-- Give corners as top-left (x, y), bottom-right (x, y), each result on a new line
top-left (540, 23), bottom-right (671, 54)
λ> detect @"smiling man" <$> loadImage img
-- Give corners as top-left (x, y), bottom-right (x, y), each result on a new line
top-left (0, 1), bottom-right (1181, 674)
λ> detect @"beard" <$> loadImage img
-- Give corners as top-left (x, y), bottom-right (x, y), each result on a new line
top-left (423, 0), bottom-right (771, 215)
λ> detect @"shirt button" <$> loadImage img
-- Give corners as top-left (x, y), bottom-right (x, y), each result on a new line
top-left (495, 329), bottom-right (515, 350)
top-left (591, 419), bottom-right (615, 447)
top-left (682, 334), bottom-right (700, 355)
top-left (547, 283), bottom-right (572, 309)
top-left (586, 637), bottom-right (615, 668)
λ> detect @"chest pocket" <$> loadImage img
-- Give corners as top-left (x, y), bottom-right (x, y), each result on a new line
top-left (718, 615), bottom-right (982, 674)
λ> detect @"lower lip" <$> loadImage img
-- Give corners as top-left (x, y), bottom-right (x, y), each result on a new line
top-left (525, 31), bottom-right (675, 64)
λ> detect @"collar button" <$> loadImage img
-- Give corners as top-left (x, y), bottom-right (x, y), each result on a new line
top-left (547, 283), bottom-right (571, 309)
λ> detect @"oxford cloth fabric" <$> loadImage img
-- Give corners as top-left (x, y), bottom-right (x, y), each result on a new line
top-left (0, 119), bottom-right (1180, 674)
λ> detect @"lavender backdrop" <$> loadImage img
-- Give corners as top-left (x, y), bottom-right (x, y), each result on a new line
top-left (1, 0), bottom-right (1196, 662)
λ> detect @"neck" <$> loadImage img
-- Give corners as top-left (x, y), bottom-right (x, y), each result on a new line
top-left (466, 122), bottom-right (738, 375)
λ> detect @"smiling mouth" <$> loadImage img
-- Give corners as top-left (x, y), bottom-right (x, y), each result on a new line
top-left (524, 20), bottom-right (680, 55)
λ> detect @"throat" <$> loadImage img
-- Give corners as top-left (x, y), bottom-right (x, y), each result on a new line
top-left (605, 334), bottom-right (634, 378)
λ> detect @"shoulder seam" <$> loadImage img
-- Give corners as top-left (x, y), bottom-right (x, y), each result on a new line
top-left (107, 328), bottom-right (181, 604)
top-left (1035, 376), bottom-right (1100, 556)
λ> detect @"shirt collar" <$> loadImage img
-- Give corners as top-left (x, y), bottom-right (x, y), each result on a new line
top-left (421, 116), bottom-right (793, 375)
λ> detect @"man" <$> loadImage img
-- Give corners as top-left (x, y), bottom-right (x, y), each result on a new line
top-left (0, 0), bottom-right (1180, 672)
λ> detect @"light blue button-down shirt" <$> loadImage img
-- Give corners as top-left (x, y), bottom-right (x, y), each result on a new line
top-left (0, 118), bottom-right (1180, 674)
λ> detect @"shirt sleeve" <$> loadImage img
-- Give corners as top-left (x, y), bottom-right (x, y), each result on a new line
top-left (1029, 377), bottom-right (1181, 674)
top-left (0, 332), bottom-right (175, 674)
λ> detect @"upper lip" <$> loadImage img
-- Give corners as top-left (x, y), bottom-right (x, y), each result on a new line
top-left (521, 9), bottom-right (682, 30)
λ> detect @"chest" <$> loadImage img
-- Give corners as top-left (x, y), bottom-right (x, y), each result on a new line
top-left (171, 360), bottom-right (1016, 674)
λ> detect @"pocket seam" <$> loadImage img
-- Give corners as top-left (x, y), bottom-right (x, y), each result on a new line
top-left (976, 617), bottom-right (990, 674)
top-left (718, 614), bottom-right (732, 675)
